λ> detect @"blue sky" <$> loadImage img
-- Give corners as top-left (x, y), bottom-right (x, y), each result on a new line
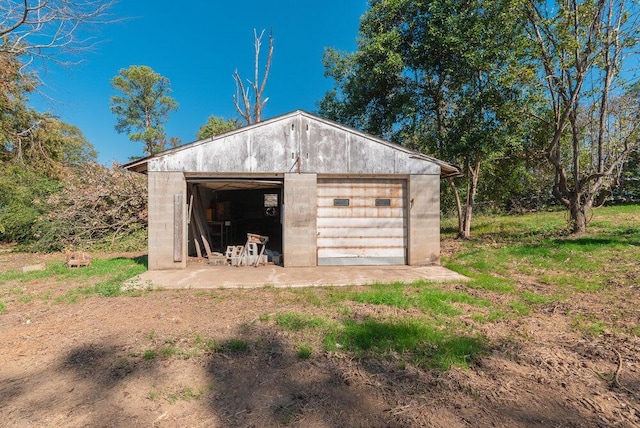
top-left (30, 1), bottom-right (368, 165)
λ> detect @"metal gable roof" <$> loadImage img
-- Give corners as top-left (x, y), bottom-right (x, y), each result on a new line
top-left (123, 110), bottom-right (462, 178)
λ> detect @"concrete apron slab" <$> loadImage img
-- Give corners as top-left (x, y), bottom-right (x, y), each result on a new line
top-left (130, 264), bottom-right (469, 289)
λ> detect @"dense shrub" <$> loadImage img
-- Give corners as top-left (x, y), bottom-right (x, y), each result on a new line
top-left (0, 165), bottom-right (62, 243)
top-left (28, 163), bottom-right (147, 252)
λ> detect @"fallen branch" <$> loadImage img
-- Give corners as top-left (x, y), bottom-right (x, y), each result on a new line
top-left (612, 349), bottom-right (636, 396)
top-left (613, 349), bottom-right (623, 388)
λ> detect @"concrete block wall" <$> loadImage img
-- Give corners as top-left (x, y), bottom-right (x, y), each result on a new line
top-left (148, 171), bottom-right (187, 270)
top-left (283, 173), bottom-right (317, 267)
top-left (408, 174), bottom-right (441, 265)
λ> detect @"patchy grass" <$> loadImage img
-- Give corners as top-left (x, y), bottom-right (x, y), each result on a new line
top-left (263, 206), bottom-right (638, 369)
top-left (296, 343), bottom-right (313, 360)
top-left (0, 255), bottom-right (146, 284)
top-left (148, 384), bottom-right (208, 404)
top-left (0, 255), bottom-right (148, 308)
top-left (324, 317), bottom-right (485, 370)
top-left (222, 338), bottom-right (251, 354)
top-left (2, 204), bottom-right (638, 381)
top-left (440, 204), bottom-right (640, 338)
top-left (571, 314), bottom-right (607, 337)
top-left (143, 349), bottom-right (157, 360)
top-left (274, 312), bottom-right (328, 332)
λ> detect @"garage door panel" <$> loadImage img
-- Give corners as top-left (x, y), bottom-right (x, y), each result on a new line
top-left (317, 227), bottom-right (406, 239)
top-left (317, 207), bottom-right (406, 218)
top-left (318, 236), bottom-right (407, 248)
top-left (318, 247), bottom-right (406, 259)
top-left (317, 187), bottom-right (401, 198)
top-left (317, 178), bottom-right (407, 265)
top-left (317, 197), bottom-right (404, 208)
top-left (317, 217), bottom-right (405, 229)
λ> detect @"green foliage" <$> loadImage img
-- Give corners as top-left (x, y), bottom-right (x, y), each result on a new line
top-left (0, 52), bottom-right (101, 246)
top-left (321, 0), bottom-right (538, 236)
top-left (3, 113), bottom-right (97, 179)
top-left (0, 52), bottom-right (37, 164)
top-left (110, 65), bottom-right (179, 156)
top-left (615, 146), bottom-right (640, 203)
top-left (0, 165), bottom-right (62, 243)
top-left (196, 115), bottom-right (240, 140)
top-left (525, 0), bottom-right (640, 232)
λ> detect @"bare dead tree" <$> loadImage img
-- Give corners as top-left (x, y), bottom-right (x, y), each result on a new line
top-left (233, 28), bottom-right (273, 125)
top-left (0, 0), bottom-right (116, 67)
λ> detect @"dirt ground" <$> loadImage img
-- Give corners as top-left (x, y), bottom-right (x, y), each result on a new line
top-left (0, 247), bottom-right (638, 428)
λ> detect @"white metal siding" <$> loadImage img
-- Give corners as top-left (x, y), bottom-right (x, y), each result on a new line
top-left (317, 178), bottom-right (407, 265)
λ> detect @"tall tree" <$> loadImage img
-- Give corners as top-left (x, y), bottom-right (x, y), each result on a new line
top-left (1, 52), bottom-right (95, 176)
top-left (233, 29), bottom-right (273, 125)
top-left (196, 115), bottom-right (240, 140)
top-left (0, 52), bottom-right (36, 162)
top-left (110, 65), bottom-right (179, 156)
top-left (321, 0), bottom-right (534, 238)
top-left (525, 0), bottom-right (639, 234)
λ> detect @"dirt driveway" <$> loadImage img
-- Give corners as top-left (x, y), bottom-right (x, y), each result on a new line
top-left (1, 250), bottom-right (639, 427)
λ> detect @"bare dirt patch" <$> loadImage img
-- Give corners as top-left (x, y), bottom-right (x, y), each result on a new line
top-left (1, 250), bottom-right (639, 427)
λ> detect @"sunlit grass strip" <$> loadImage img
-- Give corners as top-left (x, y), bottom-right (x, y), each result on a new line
top-left (350, 282), bottom-right (492, 314)
top-left (444, 206), bottom-right (640, 292)
top-left (0, 256), bottom-right (147, 284)
top-left (324, 317), bottom-right (485, 370)
top-left (350, 283), bottom-right (411, 308)
top-left (54, 257), bottom-right (148, 302)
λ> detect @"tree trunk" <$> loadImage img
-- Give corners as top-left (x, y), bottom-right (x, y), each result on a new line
top-left (569, 199), bottom-right (587, 235)
top-left (460, 159), bottom-right (481, 239)
top-left (447, 178), bottom-right (464, 237)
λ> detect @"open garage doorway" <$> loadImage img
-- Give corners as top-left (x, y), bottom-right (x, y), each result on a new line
top-left (186, 177), bottom-right (283, 263)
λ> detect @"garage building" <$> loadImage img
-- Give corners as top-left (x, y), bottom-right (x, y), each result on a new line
top-left (124, 110), bottom-right (460, 270)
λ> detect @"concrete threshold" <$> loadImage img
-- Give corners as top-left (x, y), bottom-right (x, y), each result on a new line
top-left (129, 263), bottom-right (469, 289)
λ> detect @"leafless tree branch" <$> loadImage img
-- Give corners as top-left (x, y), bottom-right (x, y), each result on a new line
top-left (232, 28), bottom-right (273, 125)
top-left (1, 0), bottom-right (118, 67)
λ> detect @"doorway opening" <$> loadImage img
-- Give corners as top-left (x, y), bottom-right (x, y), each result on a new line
top-left (186, 178), bottom-right (283, 262)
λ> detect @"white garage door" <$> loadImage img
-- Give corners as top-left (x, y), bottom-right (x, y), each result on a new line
top-left (317, 178), bottom-right (407, 265)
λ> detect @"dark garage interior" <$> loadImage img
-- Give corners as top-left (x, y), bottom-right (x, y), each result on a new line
top-left (187, 180), bottom-right (283, 259)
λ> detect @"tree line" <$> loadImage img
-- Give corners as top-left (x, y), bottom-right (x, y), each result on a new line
top-left (320, 0), bottom-right (639, 237)
top-left (1, 0), bottom-right (638, 251)
top-left (0, 1), bottom-right (270, 250)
